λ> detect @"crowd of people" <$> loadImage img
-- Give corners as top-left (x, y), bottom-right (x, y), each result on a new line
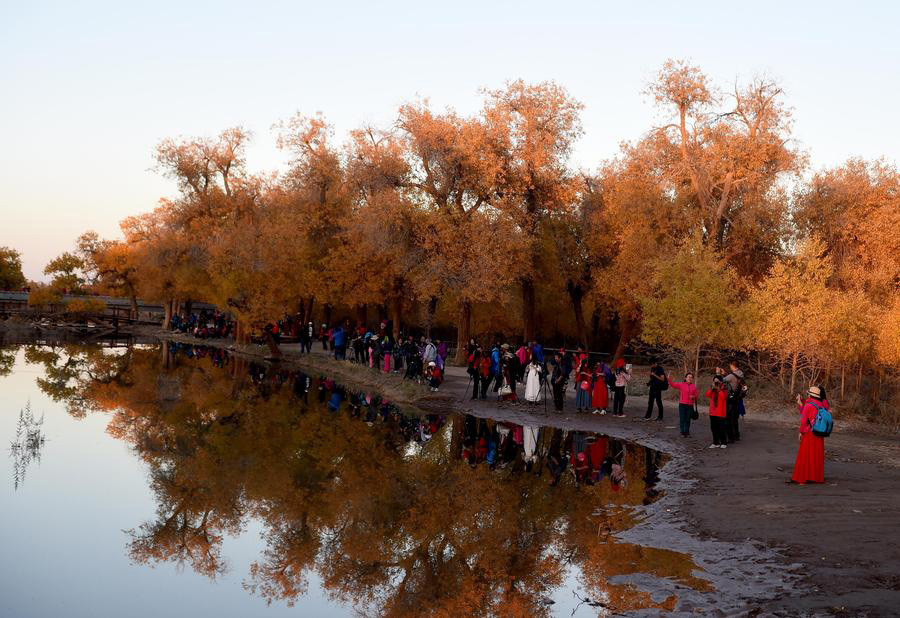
top-left (169, 309), bottom-right (233, 339)
top-left (169, 311), bottom-right (832, 486)
top-left (167, 341), bottom-right (662, 492)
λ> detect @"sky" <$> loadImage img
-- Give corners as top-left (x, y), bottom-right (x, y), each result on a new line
top-left (1, 0), bottom-right (898, 281)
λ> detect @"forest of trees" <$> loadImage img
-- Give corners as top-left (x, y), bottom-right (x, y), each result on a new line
top-left (17, 60), bottom-right (900, 420)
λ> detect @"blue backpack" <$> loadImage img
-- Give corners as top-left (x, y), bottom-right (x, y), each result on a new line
top-left (809, 402), bottom-right (834, 438)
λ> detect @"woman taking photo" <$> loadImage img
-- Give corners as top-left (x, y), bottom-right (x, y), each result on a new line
top-left (705, 376), bottom-right (729, 448)
top-left (612, 359), bottom-right (630, 418)
top-left (791, 385), bottom-right (828, 484)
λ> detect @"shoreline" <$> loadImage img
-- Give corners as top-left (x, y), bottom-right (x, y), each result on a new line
top-left (150, 329), bottom-right (900, 616)
top-left (7, 325), bottom-right (900, 615)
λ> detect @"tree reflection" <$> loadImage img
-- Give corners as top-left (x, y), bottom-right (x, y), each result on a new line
top-left (29, 342), bottom-right (711, 615)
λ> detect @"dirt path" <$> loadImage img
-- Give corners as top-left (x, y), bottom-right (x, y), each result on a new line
top-left (154, 333), bottom-right (900, 616)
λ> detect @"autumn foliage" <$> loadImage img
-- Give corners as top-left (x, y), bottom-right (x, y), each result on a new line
top-left (48, 60), bottom-right (899, 421)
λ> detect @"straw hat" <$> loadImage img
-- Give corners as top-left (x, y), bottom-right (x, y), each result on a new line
top-left (807, 385), bottom-right (822, 399)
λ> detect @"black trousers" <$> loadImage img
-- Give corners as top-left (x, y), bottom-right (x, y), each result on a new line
top-left (475, 374), bottom-right (489, 399)
top-left (726, 400), bottom-right (741, 441)
top-left (552, 382), bottom-right (565, 411)
top-left (710, 415), bottom-right (728, 445)
top-left (645, 390), bottom-right (663, 419)
top-left (613, 386), bottom-right (626, 416)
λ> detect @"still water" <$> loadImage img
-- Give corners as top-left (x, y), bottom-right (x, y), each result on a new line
top-left (0, 341), bottom-right (709, 617)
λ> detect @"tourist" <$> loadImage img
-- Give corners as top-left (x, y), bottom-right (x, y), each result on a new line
top-left (422, 338), bottom-right (437, 366)
top-left (490, 343), bottom-right (501, 393)
top-left (426, 361), bottom-right (442, 391)
top-left (705, 376), bottom-right (729, 448)
top-left (644, 359), bottom-right (668, 421)
top-left (791, 385), bottom-right (828, 484)
top-left (591, 360), bottom-right (612, 415)
top-left (531, 340), bottom-right (545, 367)
top-left (722, 361), bottom-right (746, 442)
top-left (669, 372), bottom-right (698, 437)
top-left (612, 359), bottom-right (630, 417)
top-left (381, 333), bottom-right (393, 372)
top-left (551, 353), bottom-right (566, 412)
top-left (333, 324), bottom-right (346, 360)
top-left (515, 343), bottom-right (529, 380)
top-left (499, 357), bottom-right (518, 402)
top-left (524, 357), bottom-right (543, 404)
top-left (477, 349), bottom-right (491, 399)
top-left (575, 356), bottom-right (592, 413)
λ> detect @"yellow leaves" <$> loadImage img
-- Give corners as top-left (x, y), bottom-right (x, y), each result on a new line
top-left (64, 298), bottom-right (107, 315)
top-left (794, 158), bottom-right (900, 301)
top-left (0, 246), bottom-right (27, 290)
top-left (27, 286), bottom-right (62, 307)
top-left (876, 296), bottom-right (900, 366)
top-left (639, 244), bottom-right (745, 356)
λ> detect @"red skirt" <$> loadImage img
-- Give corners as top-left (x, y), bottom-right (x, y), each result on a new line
top-left (592, 382), bottom-right (609, 409)
top-left (792, 432), bottom-right (825, 484)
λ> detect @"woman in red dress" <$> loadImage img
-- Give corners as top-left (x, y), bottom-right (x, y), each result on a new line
top-left (791, 385), bottom-right (827, 484)
top-left (591, 361), bottom-right (610, 415)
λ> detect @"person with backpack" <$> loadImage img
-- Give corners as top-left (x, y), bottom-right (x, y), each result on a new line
top-left (722, 361), bottom-right (746, 442)
top-left (644, 360), bottom-right (668, 421)
top-left (669, 372), bottom-right (698, 437)
top-left (791, 385), bottom-right (831, 484)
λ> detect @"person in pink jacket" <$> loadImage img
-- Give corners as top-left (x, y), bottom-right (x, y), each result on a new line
top-left (669, 372), bottom-right (699, 437)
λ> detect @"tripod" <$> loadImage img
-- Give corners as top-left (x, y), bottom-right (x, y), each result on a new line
top-left (537, 372), bottom-right (550, 415)
top-left (463, 372), bottom-right (474, 400)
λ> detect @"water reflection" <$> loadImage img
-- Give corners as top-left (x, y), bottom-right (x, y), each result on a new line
top-left (18, 342), bottom-right (711, 615)
top-left (9, 402), bottom-right (46, 490)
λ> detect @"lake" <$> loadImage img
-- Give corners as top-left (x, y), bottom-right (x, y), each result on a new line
top-left (0, 341), bottom-right (710, 617)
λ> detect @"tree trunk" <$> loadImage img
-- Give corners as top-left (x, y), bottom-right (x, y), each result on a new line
top-left (235, 321), bottom-right (252, 346)
top-left (265, 329), bottom-right (283, 360)
top-left (521, 278), bottom-right (536, 343)
top-left (389, 294), bottom-right (402, 342)
top-left (184, 298), bottom-right (193, 319)
top-left (694, 344), bottom-right (701, 378)
top-left (305, 296), bottom-right (315, 325)
top-left (130, 295), bottom-right (139, 321)
top-left (163, 298), bottom-right (173, 329)
top-left (376, 303), bottom-right (388, 324)
top-left (455, 300), bottom-right (472, 365)
top-left (613, 312), bottom-right (638, 360)
top-left (323, 303), bottom-right (333, 327)
top-left (789, 351), bottom-right (799, 396)
top-left (841, 365), bottom-right (846, 400)
top-left (424, 296), bottom-right (438, 339)
top-left (355, 304), bottom-right (367, 328)
top-left (566, 282), bottom-right (586, 348)
top-left (590, 308), bottom-right (601, 350)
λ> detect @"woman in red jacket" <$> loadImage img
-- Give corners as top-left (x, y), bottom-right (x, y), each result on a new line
top-left (705, 376), bottom-right (729, 449)
top-left (791, 385), bottom-right (828, 484)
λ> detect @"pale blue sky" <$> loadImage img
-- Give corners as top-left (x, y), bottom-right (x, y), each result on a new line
top-left (2, 0), bottom-right (898, 280)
